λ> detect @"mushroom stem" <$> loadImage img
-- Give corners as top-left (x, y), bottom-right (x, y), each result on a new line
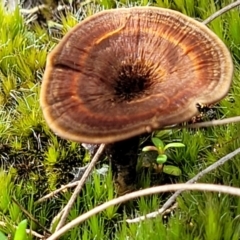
top-left (106, 136), bottom-right (140, 195)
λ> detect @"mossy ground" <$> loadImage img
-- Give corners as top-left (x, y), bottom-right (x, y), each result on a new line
top-left (0, 0), bottom-right (240, 239)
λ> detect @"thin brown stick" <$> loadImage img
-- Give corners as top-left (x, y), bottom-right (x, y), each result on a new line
top-left (165, 116), bottom-right (240, 130)
top-left (20, 4), bottom-right (47, 14)
top-left (35, 181), bottom-right (79, 204)
top-left (11, 198), bottom-right (51, 234)
top-left (47, 183), bottom-right (240, 240)
top-left (55, 144), bottom-right (106, 231)
top-left (202, 0), bottom-right (240, 25)
top-left (126, 146), bottom-right (240, 223)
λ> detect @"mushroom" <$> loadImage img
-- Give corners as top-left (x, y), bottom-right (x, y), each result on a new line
top-left (40, 7), bottom-right (233, 194)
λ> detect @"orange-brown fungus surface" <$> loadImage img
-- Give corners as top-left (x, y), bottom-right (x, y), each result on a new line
top-left (40, 7), bottom-right (233, 144)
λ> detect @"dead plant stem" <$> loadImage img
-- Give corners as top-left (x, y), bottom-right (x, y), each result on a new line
top-left (55, 144), bottom-right (106, 231)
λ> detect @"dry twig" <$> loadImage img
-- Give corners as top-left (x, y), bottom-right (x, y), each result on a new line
top-left (47, 183), bottom-right (240, 240)
top-left (20, 4), bottom-right (47, 14)
top-left (203, 0), bottom-right (240, 25)
top-left (165, 116), bottom-right (240, 130)
top-left (36, 180), bottom-right (79, 204)
top-left (55, 144), bottom-right (106, 231)
top-left (11, 198), bottom-right (51, 234)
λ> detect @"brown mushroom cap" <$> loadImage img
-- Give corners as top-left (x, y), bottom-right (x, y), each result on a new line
top-left (40, 7), bottom-right (233, 144)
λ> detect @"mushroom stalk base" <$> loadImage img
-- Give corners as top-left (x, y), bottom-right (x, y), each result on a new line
top-left (106, 137), bottom-right (139, 195)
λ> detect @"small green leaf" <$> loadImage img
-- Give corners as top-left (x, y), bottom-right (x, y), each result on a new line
top-left (164, 143), bottom-right (185, 151)
top-left (163, 165), bottom-right (182, 176)
top-left (142, 146), bottom-right (158, 152)
top-left (156, 154), bottom-right (167, 164)
top-left (152, 138), bottom-right (164, 150)
top-left (14, 219), bottom-right (27, 240)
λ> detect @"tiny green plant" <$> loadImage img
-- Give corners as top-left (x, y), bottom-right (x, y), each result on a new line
top-left (142, 137), bottom-right (185, 176)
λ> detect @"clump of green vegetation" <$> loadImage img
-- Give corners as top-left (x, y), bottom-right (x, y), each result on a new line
top-left (142, 137), bottom-right (184, 176)
top-left (0, 0), bottom-right (240, 239)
